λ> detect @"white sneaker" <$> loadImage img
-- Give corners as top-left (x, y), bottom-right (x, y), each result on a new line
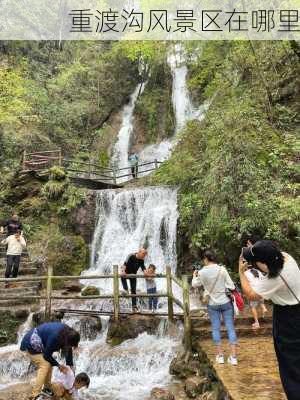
top-left (216, 354), bottom-right (225, 364)
top-left (228, 355), bottom-right (238, 366)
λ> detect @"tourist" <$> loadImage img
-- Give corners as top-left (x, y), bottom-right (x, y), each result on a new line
top-left (1, 229), bottom-right (26, 288)
top-left (128, 153), bottom-right (139, 179)
top-left (120, 248), bottom-right (147, 312)
top-left (0, 212), bottom-right (23, 236)
top-left (244, 234), bottom-right (268, 328)
top-left (192, 250), bottom-right (238, 365)
top-left (145, 264), bottom-right (158, 312)
top-left (239, 240), bottom-right (300, 400)
top-left (245, 267), bottom-right (268, 329)
top-left (51, 368), bottom-right (90, 399)
top-left (20, 322), bottom-right (80, 400)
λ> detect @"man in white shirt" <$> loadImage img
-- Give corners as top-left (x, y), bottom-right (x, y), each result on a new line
top-left (1, 230), bottom-right (26, 287)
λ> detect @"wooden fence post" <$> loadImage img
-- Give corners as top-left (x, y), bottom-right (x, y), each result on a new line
top-left (113, 265), bottom-right (120, 321)
top-left (166, 266), bottom-right (174, 321)
top-left (154, 159), bottom-right (158, 169)
top-left (45, 265), bottom-right (53, 321)
top-left (22, 150), bottom-right (27, 170)
top-left (182, 275), bottom-right (192, 352)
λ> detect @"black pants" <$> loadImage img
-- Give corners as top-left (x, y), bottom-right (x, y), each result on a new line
top-left (273, 303), bottom-right (300, 400)
top-left (5, 255), bottom-right (21, 278)
top-left (121, 277), bottom-right (137, 307)
top-left (131, 166), bottom-right (138, 179)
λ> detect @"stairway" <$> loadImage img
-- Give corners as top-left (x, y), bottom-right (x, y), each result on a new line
top-left (0, 233), bottom-right (41, 315)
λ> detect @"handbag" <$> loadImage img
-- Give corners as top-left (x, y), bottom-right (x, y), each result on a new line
top-left (230, 288), bottom-right (245, 312)
top-left (200, 267), bottom-right (222, 305)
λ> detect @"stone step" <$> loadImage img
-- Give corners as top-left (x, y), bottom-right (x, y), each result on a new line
top-left (0, 286), bottom-right (38, 295)
top-left (191, 316), bottom-right (273, 328)
top-left (0, 281), bottom-right (41, 289)
top-left (0, 298), bottom-right (38, 306)
top-left (0, 266), bottom-right (38, 275)
top-left (192, 324), bottom-right (273, 339)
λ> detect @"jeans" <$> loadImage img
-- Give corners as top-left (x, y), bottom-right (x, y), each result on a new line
top-left (147, 287), bottom-right (158, 310)
top-left (5, 255), bottom-right (21, 278)
top-left (207, 301), bottom-right (237, 345)
top-left (121, 277), bottom-right (137, 307)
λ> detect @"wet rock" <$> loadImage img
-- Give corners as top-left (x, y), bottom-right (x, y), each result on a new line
top-left (0, 383), bottom-right (31, 400)
top-left (32, 311), bottom-right (63, 326)
top-left (81, 286), bottom-right (100, 296)
top-left (197, 391), bottom-right (218, 400)
top-left (169, 352), bottom-right (200, 379)
top-left (150, 388), bottom-right (175, 400)
top-left (185, 376), bottom-right (208, 398)
top-left (107, 315), bottom-right (161, 345)
top-left (69, 316), bottom-right (102, 341)
top-left (71, 191), bottom-right (96, 242)
top-left (62, 280), bottom-right (84, 293)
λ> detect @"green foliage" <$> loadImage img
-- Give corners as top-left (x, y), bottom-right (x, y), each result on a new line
top-left (0, 312), bottom-right (27, 346)
top-left (49, 166), bottom-right (66, 181)
top-left (152, 41), bottom-right (299, 268)
top-left (42, 180), bottom-right (66, 200)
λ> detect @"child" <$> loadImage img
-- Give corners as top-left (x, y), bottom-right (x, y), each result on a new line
top-left (51, 367), bottom-right (90, 400)
top-left (145, 264), bottom-right (158, 311)
top-left (245, 267), bottom-right (268, 329)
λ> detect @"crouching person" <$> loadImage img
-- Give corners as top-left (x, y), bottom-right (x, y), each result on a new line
top-left (20, 322), bottom-right (80, 400)
top-left (52, 368), bottom-right (90, 399)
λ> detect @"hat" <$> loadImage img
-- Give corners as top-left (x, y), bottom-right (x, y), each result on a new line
top-left (242, 240), bottom-right (280, 263)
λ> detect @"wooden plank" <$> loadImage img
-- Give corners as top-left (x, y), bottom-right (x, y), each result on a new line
top-left (113, 265), bottom-right (120, 321)
top-left (45, 265), bottom-right (53, 320)
top-left (171, 275), bottom-right (183, 288)
top-left (57, 308), bottom-right (184, 317)
top-left (183, 275), bottom-right (192, 352)
top-left (172, 296), bottom-right (184, 310)
top-left (166, 266), bottom-right (174, 321)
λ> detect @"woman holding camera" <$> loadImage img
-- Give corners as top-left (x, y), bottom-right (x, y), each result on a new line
top-left (239, 240), bottom-right (300, 400)
top-left (192, 250), bottom-right (238, 366)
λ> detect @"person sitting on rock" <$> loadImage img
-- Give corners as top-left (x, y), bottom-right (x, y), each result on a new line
top-left (51, 368), bottom-right (90, 400)
top-left (20, 322), bottom-right (80, 400)
top-left (0, 212), bottom-right (23, 236)
top-left (145, 264), bottom-right (158, 312)
top-left (120, 248), bottom-right (147, 312)
top-left (1, 229), bottom-right (26, 288)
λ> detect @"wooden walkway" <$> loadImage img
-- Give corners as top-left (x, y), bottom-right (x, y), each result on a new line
top-left (21, 149), bottom-right (162, 188)
top-left (192, 311), bottom-right (286, 400)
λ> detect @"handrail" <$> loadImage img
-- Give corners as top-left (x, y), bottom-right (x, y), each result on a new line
top-left (0, 266), bottom-right (192, 351)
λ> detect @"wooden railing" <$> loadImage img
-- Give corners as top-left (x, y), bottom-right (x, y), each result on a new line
top-left (22, 149), bottom-right (162, 184)
top-left (0, 266), bottom-right (192, 351)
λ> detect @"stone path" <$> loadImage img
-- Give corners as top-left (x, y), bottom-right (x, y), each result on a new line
top-left (192, 310), bottom-right (286, 400)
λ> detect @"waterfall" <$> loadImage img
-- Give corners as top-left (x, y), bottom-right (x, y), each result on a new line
top-left (86, 186), bottom-right (178, 295)
top-left (112, 83), bottom-right (145, 183)
top-left (139, 43), bottom-right (209, 167)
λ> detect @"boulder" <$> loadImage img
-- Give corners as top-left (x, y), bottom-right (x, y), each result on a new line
top-left (150, 388), bottom-right (175, 400)
top-left (62, 280), bottom-right (84, 293)
top-left (185, 376), bottom-right (208, 398)
top-left (107, 315), bottom-right (161, 345)
top-left (68, 316), bottom-right (102, 341)
top-left (169, 352), bottom-right (200, 379)
top-left (32, 311), bottom-right (64, 326)
top-left (81, 286), bottom-right (100, 297)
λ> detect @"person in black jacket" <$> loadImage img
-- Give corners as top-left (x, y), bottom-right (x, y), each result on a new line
top-left (20, 322), bottom-right (80, 400)
top-left (121, 248), bottom-right (147, 312)
top-left (1, 213), bottom-right (23, 236)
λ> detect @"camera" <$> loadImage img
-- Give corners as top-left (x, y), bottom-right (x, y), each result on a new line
top-left (192, 264), bottom-right (201, 271)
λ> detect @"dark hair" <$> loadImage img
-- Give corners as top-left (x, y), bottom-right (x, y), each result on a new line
top-left (244, 234), bottom-right (260, 246)
top-left (15, 229), bottom-right (21, 234)
top-left (203, 250), bottom-right (217, 263)
top-left (58, 325), bottom-right (80, 350)
top-left (75, 372), bottom-right (90, 388)
top-left (251, 240), bottom-right (284, 278)
top-left (148, 264), bottom-right (156, 270)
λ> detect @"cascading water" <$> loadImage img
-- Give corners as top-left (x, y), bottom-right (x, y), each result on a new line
top-left (138, 43), bottom-right (209, 168)
top-left (112, 83), bottom-right (145, 183)
top-left (87, 186), bottom-right (178, 296)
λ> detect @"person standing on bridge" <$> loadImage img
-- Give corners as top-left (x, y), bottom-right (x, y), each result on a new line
top-left (240, 240), bottom-right (300, 400)
top-left (128, 153), bottom-right (139, 179)
top-left (1, 229), bottom-right (26, 288)
top-left (192, 250), bottom-right (238, 366)
top-left (120, 248), bottom-right (147, 312)
top-left (20, 322), bottom-right (80, 400)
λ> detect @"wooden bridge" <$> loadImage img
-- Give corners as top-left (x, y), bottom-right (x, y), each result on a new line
top-left (21, 149), bottom-right (162, 189)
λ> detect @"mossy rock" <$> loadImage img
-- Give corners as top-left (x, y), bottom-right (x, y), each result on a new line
top-left (81, 286), bottom-right (100, 297)
top-left (0, 311), bottom-right (28, 346)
